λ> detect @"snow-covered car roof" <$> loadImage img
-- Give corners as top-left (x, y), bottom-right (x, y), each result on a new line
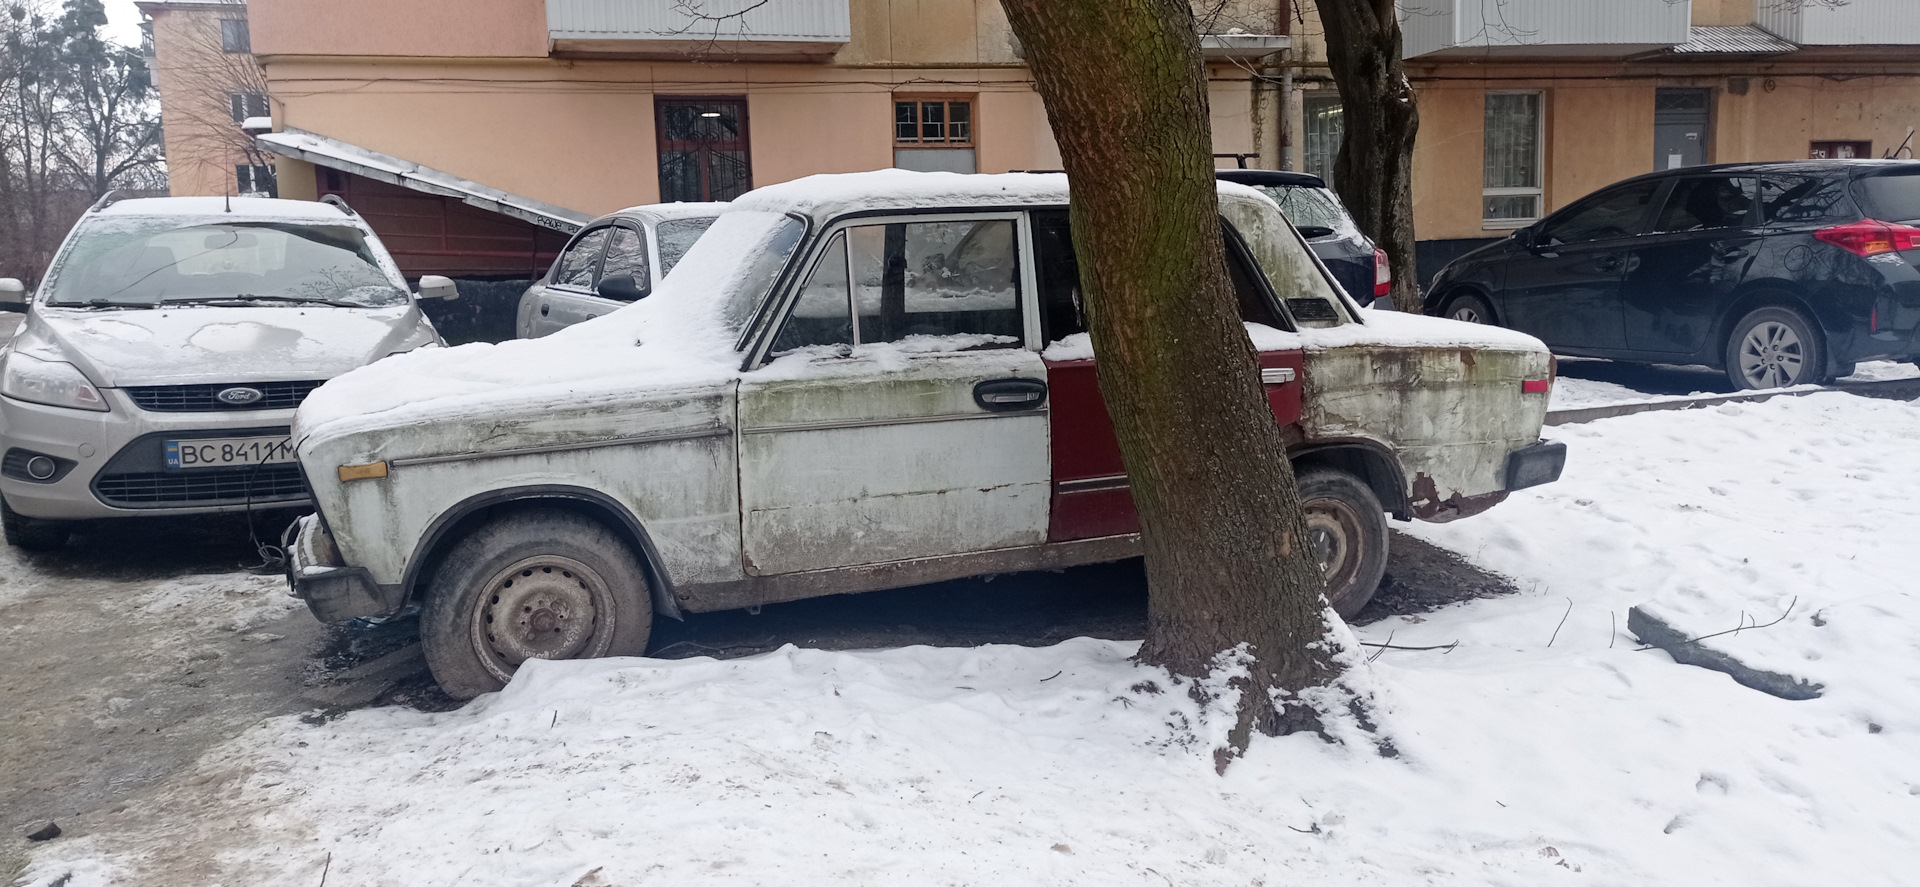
top-left (605, 202), bottom-right (731, 224)
top-left (93, 196), bottom-right (364, 223)
top-left (730, 170), bottom-right (1274, 224)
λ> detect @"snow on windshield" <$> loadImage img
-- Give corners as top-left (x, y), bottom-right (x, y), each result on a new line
top-left (297, 210), bottom-right (803, 442)
top-left (43, 218), bottom-right (407, 308)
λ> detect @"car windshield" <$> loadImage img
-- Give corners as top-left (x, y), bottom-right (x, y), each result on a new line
top-left (1254, 185), bottom-right (1350, 234)
top-left (42, 219), bottom-right (407, 308)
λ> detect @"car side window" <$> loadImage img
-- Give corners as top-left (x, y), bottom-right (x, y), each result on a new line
top-left (1652, 177), bottom-right (1758, 233)
top-left (597, 227), bottom-right (650, 300)
top-left (770, 230), bottom-right (854, 354)
top-left (850, 219), bottom-right (1024, 347)
top-left (553, 226), bottom-right (610, 289)
top-left (1761, 175), bottom-right (1856, 226)
top-left (1538, 181), bottom-right (1661, 246)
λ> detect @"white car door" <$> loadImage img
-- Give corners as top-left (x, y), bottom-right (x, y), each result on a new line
top-left (736, 213), bottom-right (1052, 576)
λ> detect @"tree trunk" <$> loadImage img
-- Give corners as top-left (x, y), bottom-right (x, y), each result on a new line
top-left (1000, 0), bottom-right (1352, 765)
top-left (1313, 0), bottom-right (1422, 313)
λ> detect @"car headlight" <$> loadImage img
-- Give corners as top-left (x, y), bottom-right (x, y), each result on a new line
top-left (1, 352), bottom-right (109, 412)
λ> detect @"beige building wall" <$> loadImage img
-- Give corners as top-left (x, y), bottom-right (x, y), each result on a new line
top-left (141, 0), bottom-right (270, 197)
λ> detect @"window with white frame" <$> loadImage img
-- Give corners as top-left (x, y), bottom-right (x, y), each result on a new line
top-left (1483, 92), bottom-right (1543, 226)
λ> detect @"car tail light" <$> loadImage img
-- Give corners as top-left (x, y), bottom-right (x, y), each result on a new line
top-left (1373, 249), bottom-right (1391, 298)
top-left (1522, 379), bottom-right (1552, 394)
top-left (1814, 219), bottom-right (1920, 256)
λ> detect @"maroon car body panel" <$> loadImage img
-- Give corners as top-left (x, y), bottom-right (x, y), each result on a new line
top-left (1043, 347), bottom-right (1307, 542)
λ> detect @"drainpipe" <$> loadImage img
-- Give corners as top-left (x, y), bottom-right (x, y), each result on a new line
top-left (1273, 0), bottom-right (1293, 171)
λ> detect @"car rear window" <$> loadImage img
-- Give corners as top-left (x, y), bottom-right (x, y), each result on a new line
top-left (1852, 171), bottom-right (1920, 223)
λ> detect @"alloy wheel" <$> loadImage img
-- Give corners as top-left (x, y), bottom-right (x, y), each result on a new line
top-left (1737, 320), bottom-right (1806, 389)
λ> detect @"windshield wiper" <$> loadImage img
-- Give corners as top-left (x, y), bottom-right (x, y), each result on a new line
top-left (47, 298), bottom-right (158, 309)
top-left (170, 294), bottom-right (361, 309)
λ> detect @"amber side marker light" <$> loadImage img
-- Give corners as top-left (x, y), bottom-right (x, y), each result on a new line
top-left (337, 461), bottom-right (389, 482)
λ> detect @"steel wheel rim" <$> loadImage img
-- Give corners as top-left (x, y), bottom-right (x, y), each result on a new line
top-left (1450, 304), bottom-right (1484, 324)
top-left (469, 554), bottom-right (615, 683)
top-left (1302, 496), bottom-right (1366, 607)
top-left (1737, 320), bottom-right (1805, 388)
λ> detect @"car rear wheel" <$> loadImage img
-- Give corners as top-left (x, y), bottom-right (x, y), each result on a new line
top-left (2, 497), bottom-right (71, 552)
top-left (1444, 293), bottom-right (1496, 326)
top-left (421, 508), bottom-right (653, 699)
top-left (1295, 467), bottom-right (1390, 620)
top-left (1724, 306), bottom-right (1825, 390)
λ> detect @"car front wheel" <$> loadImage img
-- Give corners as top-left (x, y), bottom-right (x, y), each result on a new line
top-left (421, 508), bottom-right (653, 699)
top-left (1725, 306), bottom-right (1825, 390)
top-left (1295, 467), bottom-right (1390, 620)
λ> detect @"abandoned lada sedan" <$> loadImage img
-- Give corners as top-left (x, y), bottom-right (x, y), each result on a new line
top-left (0, 194), bottom-right (452, 551)
top-left (285, 171), bottom-right (1566, 698)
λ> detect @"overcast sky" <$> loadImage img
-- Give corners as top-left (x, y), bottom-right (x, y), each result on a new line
top-left (104, 0), bottom-right (143, 46)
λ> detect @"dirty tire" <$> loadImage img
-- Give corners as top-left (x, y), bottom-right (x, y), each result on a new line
top-left (421, 508), bottom-right (652, 699)
top-left (1295, 467), bottom-right (1390, 620)
top-left (1724, 305), bottom-right (1825, 390)
top-left (2, 496), bottom-right (71, 552)
top-left (1444, 292), bottom-right (1496, 326)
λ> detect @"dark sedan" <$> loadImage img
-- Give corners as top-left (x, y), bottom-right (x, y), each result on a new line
top-left (1424, 160), bottom-right (1920, 389)
top-left (1218, 170), bottom-right (1389, 306)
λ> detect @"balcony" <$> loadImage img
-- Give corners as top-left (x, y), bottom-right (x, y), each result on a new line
top-left (546, 0), bottom-right (851, 60)
top-left (1757, 0), bottom-right (1920, 46)
top-left (1400, 0), bottom-right (1691, 59)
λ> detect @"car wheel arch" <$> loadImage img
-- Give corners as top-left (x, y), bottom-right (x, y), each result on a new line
top-left (1711, 284), bottom-right (1828, 369)
top-left (401, 485), bottom-right (683, 621)
top-left (1289, 440), bottom-right (1409, 521)
top-left (1437, 286), bottom-right (1500, 325)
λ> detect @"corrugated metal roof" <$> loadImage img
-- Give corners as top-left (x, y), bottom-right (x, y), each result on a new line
top-left (254, 128), bottom-right (591, 234)
top-left (1666, 25), bottom-right (1799, 55)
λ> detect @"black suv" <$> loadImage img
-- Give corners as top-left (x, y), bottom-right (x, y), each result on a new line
top-left (1424, 160), bottom-right (1920, 389)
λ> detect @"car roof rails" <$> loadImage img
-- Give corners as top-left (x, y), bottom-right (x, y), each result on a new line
top-left (320, 193), bottom-right (359, 217)
top-left (88, 190), bottom-right (130, 212)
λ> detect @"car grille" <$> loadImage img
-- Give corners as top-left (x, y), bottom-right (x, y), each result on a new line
top-left (124, 381), bottom-right (324, 412)
top-left (94, 465), bottom-right (308, 506)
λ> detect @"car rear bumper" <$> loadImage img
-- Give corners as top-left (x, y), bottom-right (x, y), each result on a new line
top-left (284, 513), bottom-right (402, 623)
top-left (1505, 439), bottom-right (1567, 492)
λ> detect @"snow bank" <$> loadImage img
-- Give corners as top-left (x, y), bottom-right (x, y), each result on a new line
top-left (24, 393), bottom-right (1920, 887)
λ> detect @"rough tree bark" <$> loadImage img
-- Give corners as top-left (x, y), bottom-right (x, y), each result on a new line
top-left (1000, 0), bottom-right (1355, 766)
top-left (1313, 0), bottom-right (1421, 313)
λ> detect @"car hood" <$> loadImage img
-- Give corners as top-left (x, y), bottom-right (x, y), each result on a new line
top-left (12, 304), bottom-right (432, 387)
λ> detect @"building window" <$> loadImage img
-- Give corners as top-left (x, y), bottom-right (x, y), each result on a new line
top-left (893, 97), bottom-right (975, 174)
top-left (1810, 140), bottom-right (1872, 160)
top-left (656, 97), bottom-right (751, 203)
top-left (236, 164), bottom-right (275, 197)
top-left (1302, 94), bottom-right (1344, 187)
top-left (220, 19), bottom-right (250, 53)
top-left (1484, 92), bottom-right (1543, 226)
top-left (229, 92), bottom-right (268, 124)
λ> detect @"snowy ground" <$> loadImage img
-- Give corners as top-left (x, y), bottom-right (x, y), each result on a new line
top-left (18, 392), bottom-right (1920, 887)
top-left (1549, 357), bottom-right (1918, 411)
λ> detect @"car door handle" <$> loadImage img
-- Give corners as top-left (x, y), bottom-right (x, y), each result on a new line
top-left (974, 378), bottom-right (1048, 412)
top-left (1714, 246), bottom-right (1750, 261)
top-left (1593, 255), bottom-right (1625, 273)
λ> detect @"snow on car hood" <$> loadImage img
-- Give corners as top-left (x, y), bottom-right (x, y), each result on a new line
top-left (13, 304), bottom-right (432, 387)
top-left (293, 210), bottom-right (800, 446)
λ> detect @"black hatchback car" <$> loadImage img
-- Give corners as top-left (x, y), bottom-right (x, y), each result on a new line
top-left (1424, 160), bottom-right (1920, 389)
top-left (1218, 170), bottom-right (1389, 306)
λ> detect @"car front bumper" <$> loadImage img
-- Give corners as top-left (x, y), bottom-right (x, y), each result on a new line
top-left (0, 390), bottom-right (310, 520)
top-left (284, 513), bottom-right (403, 623)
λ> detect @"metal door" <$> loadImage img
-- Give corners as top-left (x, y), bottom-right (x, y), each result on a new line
top-left (1654, 88), bottom-right (1711, 171)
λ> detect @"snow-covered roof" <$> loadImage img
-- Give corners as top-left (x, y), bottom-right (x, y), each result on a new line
top-left (732, 169), bottom-right (1274, 224)
top-left (604, 202), bottom-right (732, 224)
top-left (94, 196), bottom-right (356, 222)
top-left (255, 127), bottom-right (593, 234)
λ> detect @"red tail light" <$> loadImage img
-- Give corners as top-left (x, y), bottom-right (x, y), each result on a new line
top-left (1522, 379), bottom-right (1552, 394)
top-left (1373, 248), bottom-right (1391, 298)
top-left (1814, 219), bottom-right (1920, 256)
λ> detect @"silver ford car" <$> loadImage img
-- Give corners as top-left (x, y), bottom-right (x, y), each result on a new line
top-left (0, 194), bottom-right (452, 551)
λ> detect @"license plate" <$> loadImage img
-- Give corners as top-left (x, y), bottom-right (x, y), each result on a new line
top-left (165, 436), bottom-right (296, 469)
